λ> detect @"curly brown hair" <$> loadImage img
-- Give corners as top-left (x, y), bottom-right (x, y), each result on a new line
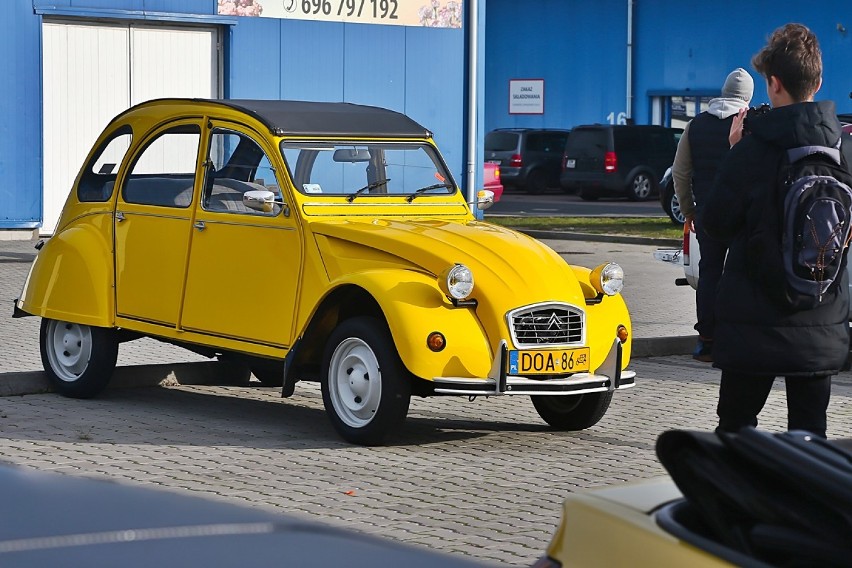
top-left (751, 23), bottom-right (822, 102)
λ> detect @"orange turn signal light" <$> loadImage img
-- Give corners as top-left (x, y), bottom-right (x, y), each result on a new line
top-left (427, 332), bottom-right (446, 352)
top-left (617, 325), bottom-right (629, 344)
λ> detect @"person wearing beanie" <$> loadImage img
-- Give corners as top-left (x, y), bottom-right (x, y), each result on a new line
top-left (672, 68), bottom-right (754, 362)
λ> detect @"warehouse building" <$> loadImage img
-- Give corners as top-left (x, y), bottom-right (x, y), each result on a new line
top-left (2, 0), bottom-right (851, 233)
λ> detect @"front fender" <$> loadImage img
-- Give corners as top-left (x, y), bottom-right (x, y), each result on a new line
top-left (17, 222), bottom-right (114, 327)
top-left (342, 270), bottom-right (492, 381)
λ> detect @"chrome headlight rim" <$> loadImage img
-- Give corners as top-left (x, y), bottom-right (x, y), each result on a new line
top-left (439, 263), bottom-right (474, 300)
top-left (592, 262), bottom-right (624, 296)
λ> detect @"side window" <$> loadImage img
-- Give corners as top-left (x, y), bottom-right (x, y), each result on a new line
top-left (77, 127), bottom-right (132, 202)
top-left (203, 129), bottom-right (281, 216)
top-left (526, 133), bottom-right (545, 152)
top-left (123, 125), bottom-right (200, 208)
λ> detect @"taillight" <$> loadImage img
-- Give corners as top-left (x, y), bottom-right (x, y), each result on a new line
top-left (509, 153), bottom-right (523, 167)
top-left (682, 223), bottom-right (691, 266)
top-left (604, 151), bottom-right (617, 172)
top-left (494, 167), bottom-right (500, 180)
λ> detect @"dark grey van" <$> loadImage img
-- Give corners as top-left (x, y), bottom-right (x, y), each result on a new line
top-left (560, 125), bottom-right (682, 201)
top-left (484, 128), bottom-right (570, 194)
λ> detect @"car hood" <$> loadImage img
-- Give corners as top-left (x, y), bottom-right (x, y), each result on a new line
top-left (310, 218), bottom-right (587, 304)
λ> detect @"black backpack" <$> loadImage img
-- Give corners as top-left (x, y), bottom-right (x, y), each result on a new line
top-left (754, 140), bottom-right (852, 310)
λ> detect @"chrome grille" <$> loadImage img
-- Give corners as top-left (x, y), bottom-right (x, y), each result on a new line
top-left (508, 303), bottom-right (584, 347)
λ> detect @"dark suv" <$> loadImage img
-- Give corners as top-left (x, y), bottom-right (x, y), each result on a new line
top-left (484, 128), bottom-right (570, 194)
top-left (560, 125), bottom-right (682, 201)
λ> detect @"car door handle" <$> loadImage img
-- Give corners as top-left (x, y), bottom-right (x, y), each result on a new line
top-left (194, 221), bottom-right (206, 231)
top-left (115, 211), bottom-right (125, 222)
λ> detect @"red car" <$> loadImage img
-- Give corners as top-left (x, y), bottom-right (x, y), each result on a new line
top-left (484, 161), bottom-right (504, 202)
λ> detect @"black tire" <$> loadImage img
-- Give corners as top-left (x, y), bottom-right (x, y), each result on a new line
top-left (250, 360), bottom-right (285, 387)
top-left (626, 171), bottom-right (654, 201)
top-left (531, 392), bottom-right (613, 430)
top-left (39, 318), bottom-right (118, 399)
top-left (321, 317), bottom-right (411, 445)
top-left (579, 189), bottom-right (599, 201)
top-left (525, 170), bottom-right (547, 194)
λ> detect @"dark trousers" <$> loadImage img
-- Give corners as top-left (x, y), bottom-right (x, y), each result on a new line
top-left (716, 371), bottom-right (832, 438)
top-left (694, 218), bottom-right (727, 339)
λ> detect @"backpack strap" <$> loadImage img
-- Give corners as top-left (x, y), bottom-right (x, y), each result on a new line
top-left (787, 141), bottom-right (842, 165)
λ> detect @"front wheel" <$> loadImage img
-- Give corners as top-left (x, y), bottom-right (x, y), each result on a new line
top-left (531, 392), bottom-right (613, 430)
top-left (321, 317), bottom-right (411, 445)
top-left (40, 318), bottom-right (118, 398)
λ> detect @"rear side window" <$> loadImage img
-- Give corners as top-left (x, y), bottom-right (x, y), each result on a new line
top-left (564, 129), bottom-right (607, 155)
top-left (525, 132), bottom-right (568, 153)
top-left (614, 129), bottom-right (642, 152)
top-left (485, 132), bottom-right (519, 152)
top-left (77, 127), bottom-right (132, 202)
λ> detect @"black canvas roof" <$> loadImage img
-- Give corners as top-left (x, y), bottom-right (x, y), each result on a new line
top-left (210, 99), bottom-right (432, 138)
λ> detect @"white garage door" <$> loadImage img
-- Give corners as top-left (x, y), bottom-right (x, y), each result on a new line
top-left (42, 21), bottom-right (220, 234)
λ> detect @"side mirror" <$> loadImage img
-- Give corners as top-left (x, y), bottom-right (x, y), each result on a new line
top-left (476, 189), bottom-right (495, 210)
top-left (243, 189), bottom-right (276, 213)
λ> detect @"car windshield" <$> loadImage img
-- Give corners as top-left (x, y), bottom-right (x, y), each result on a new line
top-left (280, 141), bottom-right (456, 199)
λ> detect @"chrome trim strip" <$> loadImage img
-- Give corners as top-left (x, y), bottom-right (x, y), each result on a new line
top-left (431, 372), bottom-right (636, 396)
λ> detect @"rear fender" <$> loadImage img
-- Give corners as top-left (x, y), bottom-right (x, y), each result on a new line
top-left (17, 223), bottom-right (114, 327)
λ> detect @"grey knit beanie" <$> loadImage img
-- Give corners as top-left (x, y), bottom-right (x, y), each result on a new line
top-left (721, 68), bottom-right (754, 102)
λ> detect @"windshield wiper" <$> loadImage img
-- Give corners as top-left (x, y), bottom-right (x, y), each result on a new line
top-left (406, 182), bottom-right (453, 202)
top-left (347, 179), bottom-right (390, 202)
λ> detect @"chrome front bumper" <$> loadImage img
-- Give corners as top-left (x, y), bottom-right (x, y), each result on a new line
top-left (431, 339), bottom-right (635, 396)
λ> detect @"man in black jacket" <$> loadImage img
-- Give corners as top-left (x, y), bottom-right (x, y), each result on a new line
top-left (672, 68), bottom-right (753, 362)
top-left (703, 23), bottom-right (852, 438)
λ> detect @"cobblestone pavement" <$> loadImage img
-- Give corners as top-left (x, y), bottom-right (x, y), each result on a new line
top-left (3, 237), bottom-right (851, 565)
top-left (0, 362), bottom-right (850, 565)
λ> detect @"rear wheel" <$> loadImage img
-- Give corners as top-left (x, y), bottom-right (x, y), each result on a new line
top-left (40, 318), bottom-right (118, 398)
top-left (531, 392), bottom-right (613, 430)
top-left (526, 169), bottom-right (547, 194)
top-left (321, 317), bottom-right (411, 445)
top-left (626, 171), bottom-right (654, 201)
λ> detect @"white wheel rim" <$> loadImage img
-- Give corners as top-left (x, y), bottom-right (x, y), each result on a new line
top-left (45, 320), bottom-right (92, 382)
top-left (634, 175), bottom-right (651, 198)
top-left (671, 194), bottom-right (685, 223)
top-left (328, 337), bottom-right (382, 428)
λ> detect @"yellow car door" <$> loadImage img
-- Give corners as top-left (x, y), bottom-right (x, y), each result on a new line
top-left (179, 123), bottom-right (302, 349)
top-left (114, 122), bottom-right (201, 327)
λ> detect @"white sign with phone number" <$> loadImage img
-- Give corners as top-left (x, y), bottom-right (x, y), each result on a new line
top-left (218, 0), bottom-right (463, 28)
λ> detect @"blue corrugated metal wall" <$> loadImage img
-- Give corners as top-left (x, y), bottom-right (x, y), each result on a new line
top-left (0, 0), bottom-right (43, 228)
top-left (633, 1), bottom-right (852, 122)
top-left (227, 19), bottom-right (465, 186)
top-left (484, 0), bottom-right (852, 132)
top-left (1, 0), bottom-right (465, 229)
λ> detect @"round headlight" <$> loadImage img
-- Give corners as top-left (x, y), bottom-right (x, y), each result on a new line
top-left (439, 264), bottom-right (474, 300)
top-left (591, 262), bottom-right (624, 296)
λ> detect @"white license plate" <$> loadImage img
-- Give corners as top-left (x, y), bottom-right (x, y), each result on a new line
top-left (508, 348), bottom-right (590, 375)
top-left (564, 159), bottom-right (576, 169)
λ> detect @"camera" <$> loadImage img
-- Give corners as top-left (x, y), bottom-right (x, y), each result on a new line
top-left (743, 103), bottom-right (771, 135)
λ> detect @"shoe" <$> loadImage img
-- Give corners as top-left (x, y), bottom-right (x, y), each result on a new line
top-left (693, 339), bottom-right (713, 362)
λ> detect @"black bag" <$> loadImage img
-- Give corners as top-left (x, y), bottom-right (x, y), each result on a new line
top-left (755, 141), bottom-right (852, 310)
top-left (656, 428), bottom-right (852, 567)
